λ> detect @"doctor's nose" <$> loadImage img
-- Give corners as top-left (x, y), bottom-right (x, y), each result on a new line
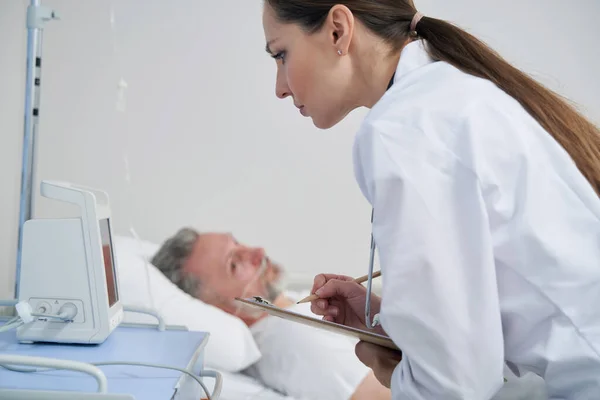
top-left (275, 71), bottom-right (290, 99)
top-left (276, 82), bottom-right (290, 99)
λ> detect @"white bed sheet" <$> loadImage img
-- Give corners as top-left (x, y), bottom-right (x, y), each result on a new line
top-left (200, 288), bottom-right (366, 400)
top-left (204, 370), bottom-right (296, 400)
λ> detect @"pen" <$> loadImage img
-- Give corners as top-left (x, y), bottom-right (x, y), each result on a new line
top-left (296, 270), bottom-right (382, 304)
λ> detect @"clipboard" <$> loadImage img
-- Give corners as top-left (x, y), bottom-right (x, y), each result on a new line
top-left (234, 297), bottom-right (399, 351)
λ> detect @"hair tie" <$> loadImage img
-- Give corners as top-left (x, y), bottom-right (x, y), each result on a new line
top-left (410, 12), bottom-right (424, 33)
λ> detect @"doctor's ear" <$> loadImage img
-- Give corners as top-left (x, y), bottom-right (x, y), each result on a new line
top-left (325, 5), bottom-right (355, 55)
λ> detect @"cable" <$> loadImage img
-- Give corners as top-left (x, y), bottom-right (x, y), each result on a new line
top-left (31, 312), bottom-right (67, 320)
top-left (122, 305), bottom-right (165, 331)
top-left (0, 321), bottom-right (24, 333)
top-left (2, 316), bottom-right (21, 326)
top-left (0, 355), bottom-right (108, 393)
top-left (0, 361), bottom-right (220, 400)
top-left (0, 307), bottom-right (71, 335)
top-left (200, 369), bottom-right (223, 400)
top-left (92, 362), bottom-right (215, 400)
top-left (9, 301), bottom-right (75, 324)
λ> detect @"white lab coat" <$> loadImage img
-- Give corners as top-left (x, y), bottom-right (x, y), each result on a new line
top-left (353, 40), bottom-right (600, 399)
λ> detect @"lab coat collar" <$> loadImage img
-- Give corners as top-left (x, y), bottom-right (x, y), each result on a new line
top-left (391, 40), bottom-right (436, 86)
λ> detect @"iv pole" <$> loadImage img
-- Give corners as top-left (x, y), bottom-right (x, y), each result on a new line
top-left (14, 0), bottom-right (58, 299)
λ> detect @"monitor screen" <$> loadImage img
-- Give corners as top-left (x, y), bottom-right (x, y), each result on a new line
top-left (100, 218), bottom-right (119, 307)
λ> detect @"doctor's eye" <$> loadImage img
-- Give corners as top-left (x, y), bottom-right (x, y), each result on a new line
top-left (272, 51), bottom-right (286, 63)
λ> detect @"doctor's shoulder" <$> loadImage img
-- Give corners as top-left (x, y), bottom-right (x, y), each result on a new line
top-left (352, 71), bottom-right (572, 207)
top-left (365, 60), bottom-right (507, 127)
top-left (357, 66), bottom-right (513, 151)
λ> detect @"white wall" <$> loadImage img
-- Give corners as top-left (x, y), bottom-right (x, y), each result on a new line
top-left (1, 0), bottom-right (599, 300)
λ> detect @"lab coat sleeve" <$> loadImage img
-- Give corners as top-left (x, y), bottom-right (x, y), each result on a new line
top-left (361, 127), bottom-right (506, 399)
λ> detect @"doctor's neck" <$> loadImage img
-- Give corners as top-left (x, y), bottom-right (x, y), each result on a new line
top-left (349, 36), bottom-right (406, 109)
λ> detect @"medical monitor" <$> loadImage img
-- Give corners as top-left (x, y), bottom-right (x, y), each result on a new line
top-left (16, 180), bottom-right (124, 344)
top-left (100, 218), bottom-right (119, 308)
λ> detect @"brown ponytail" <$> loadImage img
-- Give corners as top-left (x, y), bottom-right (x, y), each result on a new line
top-left (416, 16), bottom-right (600, 195)
top-left (266, 0), bottom-right (600, 195)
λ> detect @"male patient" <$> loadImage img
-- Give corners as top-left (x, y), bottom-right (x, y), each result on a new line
top-left (151, 227), bottom-right (390, 400)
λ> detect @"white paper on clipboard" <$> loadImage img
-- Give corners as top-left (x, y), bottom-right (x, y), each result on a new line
top-left (234, 297), bottom-right (400, 351)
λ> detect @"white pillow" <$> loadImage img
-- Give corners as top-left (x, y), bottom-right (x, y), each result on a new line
top-left (112, 235), bottom-right (262, 372)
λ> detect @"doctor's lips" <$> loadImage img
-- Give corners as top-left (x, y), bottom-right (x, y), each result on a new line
top-left (295, 104), bottom-right (307, 116)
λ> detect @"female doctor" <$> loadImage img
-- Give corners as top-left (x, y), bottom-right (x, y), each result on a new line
top-left (261, 0), bottom-right (600, 399)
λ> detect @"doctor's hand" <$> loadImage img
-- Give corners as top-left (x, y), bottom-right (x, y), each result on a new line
top-left (310, 274), bottom-right (386, 336)
top-left (355, 341), bottom-right (403, 389)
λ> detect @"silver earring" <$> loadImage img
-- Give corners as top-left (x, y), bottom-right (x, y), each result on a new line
top-left (337, 49), bottom-right (342, 55)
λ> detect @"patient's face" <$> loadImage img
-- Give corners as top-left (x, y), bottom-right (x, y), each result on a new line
top-left (183, 233), bottom-right (283, 313)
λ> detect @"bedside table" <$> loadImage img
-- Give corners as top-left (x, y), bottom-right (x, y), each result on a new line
top-left (0, 320), bottom-right (214, 399)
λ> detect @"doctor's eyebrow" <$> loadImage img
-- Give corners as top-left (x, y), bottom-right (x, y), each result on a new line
top-left (265, 39), bottom-right (277, 55)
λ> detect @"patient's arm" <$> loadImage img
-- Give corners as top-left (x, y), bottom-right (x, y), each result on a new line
top-left (351, 371), bottom-right (391, 400)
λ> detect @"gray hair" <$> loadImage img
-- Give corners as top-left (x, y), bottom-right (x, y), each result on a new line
top-left (151, 227), bottom-right (201, 297)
